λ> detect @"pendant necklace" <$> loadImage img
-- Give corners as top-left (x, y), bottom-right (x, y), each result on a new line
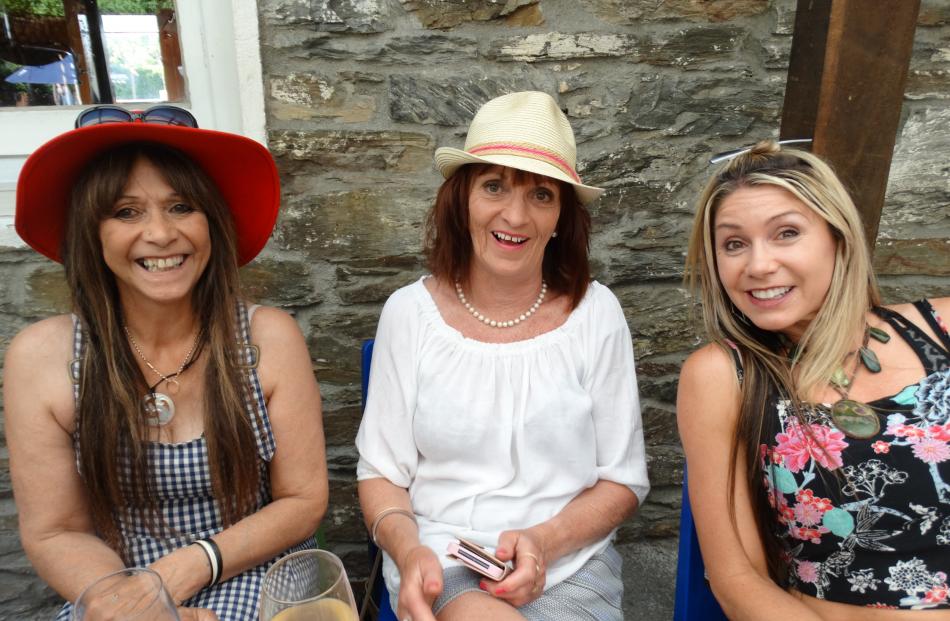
top-left (125, 327), bottom-right (202, 426)
top-left (827, 325), bottom-right (889, 439)
top-left (455, 280), bottom-right (547, 328)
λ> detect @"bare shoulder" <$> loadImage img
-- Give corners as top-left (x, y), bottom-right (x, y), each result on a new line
top-left (4, 314), bottom-right (75, 430)
top-left (247, 305), bottom-right (315, 396)
top-left (5, 314), bottom-right (74, 370)
top-left (927, 296), bottom-right (950, 320)
top-left (883, 296), bottom-right (950, 343)
top-left (248, 305), bottom-right (306, 345)
top-left (677, 342), bottom-right (742, 433)
top-left (679, 342), bottom-right (741, 402)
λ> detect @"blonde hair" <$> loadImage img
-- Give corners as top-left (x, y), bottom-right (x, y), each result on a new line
top-left (687, 140), bottom-right (879, 399)
top-left (684, 140), bottom-right (880, 580)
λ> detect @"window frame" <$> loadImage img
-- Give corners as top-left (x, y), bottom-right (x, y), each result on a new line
top-left (0, 0), bottom-right (266, 225)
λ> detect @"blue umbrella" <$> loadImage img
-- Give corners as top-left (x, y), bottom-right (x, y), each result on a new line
top-left (5, 52), bottom-right (77, 85)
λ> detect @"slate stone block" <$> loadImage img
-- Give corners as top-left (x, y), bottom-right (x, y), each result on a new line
top-left (401, 0), bottom-right (539, 29)
top-left (389, 75), bottom-right (550, 126)
top-left (269, 72), bottom-right (381, 122)
top-left (312, 0), bottom-right (391, 33)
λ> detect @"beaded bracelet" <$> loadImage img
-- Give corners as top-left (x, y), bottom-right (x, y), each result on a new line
top-left (193, 537), bottom-right (223, 587)
top-left (370, 507), bottom-right (417, 545)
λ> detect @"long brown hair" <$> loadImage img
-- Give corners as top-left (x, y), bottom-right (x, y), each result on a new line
top-left (684, 141), bottom-right (880, 582)
top-left (425, 163), bottom-right (592, 308)
top-left (62, 143), bottom-right (263, 555)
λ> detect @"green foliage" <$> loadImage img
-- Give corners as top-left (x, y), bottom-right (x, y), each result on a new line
top-left (0, 0), bottom-right (174, 17)
top-left (0, 0), bottom-right (65, 16)
top-left (100, 0), bottom-right (175, 14)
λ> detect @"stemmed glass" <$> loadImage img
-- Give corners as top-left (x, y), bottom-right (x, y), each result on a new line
top-left (71, 567), bottom-right (180, 620)
top-left (259, 550), bottom-right (358, 621)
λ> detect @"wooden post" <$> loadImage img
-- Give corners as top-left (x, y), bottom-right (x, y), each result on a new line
top-left (63, 0), bottom-right (92, 104)
top-left (780, 0), bottom-right (920, 248)
top-left (157, 9), bottom-right (184, 102)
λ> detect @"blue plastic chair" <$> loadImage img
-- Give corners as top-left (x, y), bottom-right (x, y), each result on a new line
top-left (360, 339), bottom-right (398, 621)
top-left (673, 465), bottom-right (728, 620)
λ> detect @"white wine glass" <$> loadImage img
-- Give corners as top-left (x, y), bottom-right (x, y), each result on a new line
top-left (71, 567), bottom-right (180, 621)
top-left (259, 550), bottom-right (358, 621)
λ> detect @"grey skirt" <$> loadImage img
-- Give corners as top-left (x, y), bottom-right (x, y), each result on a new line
top-left (430, 545), bottom-right (623, 621)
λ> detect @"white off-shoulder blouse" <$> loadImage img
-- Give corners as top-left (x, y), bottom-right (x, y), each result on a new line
top-left (356, 277), bottom-right (650, 600)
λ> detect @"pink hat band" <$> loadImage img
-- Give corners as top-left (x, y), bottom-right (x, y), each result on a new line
top-left (467, 142), bottom-right (582, 183)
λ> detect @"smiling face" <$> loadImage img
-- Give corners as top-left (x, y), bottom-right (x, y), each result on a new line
top-left (98, 157), bottom-right (210, 308)
top-left (713, 185), bottom-right (838, 342)
top-left (467, 165), bottom-right (561, 283)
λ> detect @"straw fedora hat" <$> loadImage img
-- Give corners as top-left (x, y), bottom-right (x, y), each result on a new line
top-left (16, 116), bottom-right (279, 266)
top-left (434, 91), bottom-right (604, 205)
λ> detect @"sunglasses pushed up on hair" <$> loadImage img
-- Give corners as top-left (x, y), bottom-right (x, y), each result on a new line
top-left (709, 138), bottom-right (813, 165)
top-left (74, 105), bottom-right (198, 130)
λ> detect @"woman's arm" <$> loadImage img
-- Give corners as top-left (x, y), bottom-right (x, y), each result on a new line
top-left (4, 317), bottom-right (128, 601)
top-left (677, 344), bottom-right (823, 621)
top-left (488, 288), bottom-right (647, 606)
top-left (358, 477), bottom-right (442, 621)
top-left (151, 307), bottom-right (329, 603)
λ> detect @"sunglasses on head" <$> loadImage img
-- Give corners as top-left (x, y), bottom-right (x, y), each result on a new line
top-left (709, 138), bottom-right (812, 165)
top-left (75, 105), bottom-right (198, 129)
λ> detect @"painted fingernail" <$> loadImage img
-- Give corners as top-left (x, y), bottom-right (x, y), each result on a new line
top-left (495, 588), bottom-right (507, 595)
top-left (479, 581), bottom-right (488, 591)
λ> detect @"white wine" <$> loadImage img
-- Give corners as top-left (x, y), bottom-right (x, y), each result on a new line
top-left (269, 598), bottom-right (358, 621)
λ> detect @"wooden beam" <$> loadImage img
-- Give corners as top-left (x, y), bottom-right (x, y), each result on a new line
top-left (779, 0), bottom-right (831, 142)
top-left (63, 0), bottom-right (93, 104)
top-left (780, 0), bottom-right (920, 248)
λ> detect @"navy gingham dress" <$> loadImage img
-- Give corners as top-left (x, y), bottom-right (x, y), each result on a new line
top-left (55, 303), bottom-right (313, 620)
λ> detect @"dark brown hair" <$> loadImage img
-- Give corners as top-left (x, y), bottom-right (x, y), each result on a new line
top-left (62, 143), bottom-right (262, 556)
top-left (424, 163), bottom-right (592, 308)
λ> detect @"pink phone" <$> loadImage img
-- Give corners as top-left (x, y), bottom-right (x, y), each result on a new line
top-left (446, 538), bottom-right (512, 581)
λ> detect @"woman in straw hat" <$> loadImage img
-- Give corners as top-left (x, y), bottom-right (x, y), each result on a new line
top-left (5, 106), bottom-right (328, 620)
top-left (678, 140), bottom-right (950, 617)
top-left (357, 91), bottom-right (649, 621)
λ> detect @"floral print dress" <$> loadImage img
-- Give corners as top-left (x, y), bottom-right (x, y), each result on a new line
top-left (760, 301), bottom-right (950, 610)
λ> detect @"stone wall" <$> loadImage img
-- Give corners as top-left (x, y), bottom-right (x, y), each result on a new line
top-left (1, 0), bottom-right (948, 618)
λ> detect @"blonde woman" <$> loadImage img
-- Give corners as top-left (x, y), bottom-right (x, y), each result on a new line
top-left (678, 140), bottom-right (950, 619)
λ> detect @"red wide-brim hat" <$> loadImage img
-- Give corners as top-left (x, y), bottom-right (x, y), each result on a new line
top-left (15, 122), bottom-right (280, 266)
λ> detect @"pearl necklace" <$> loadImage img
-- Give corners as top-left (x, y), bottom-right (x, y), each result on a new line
top-left (455, 281), bottom-right (547, 328)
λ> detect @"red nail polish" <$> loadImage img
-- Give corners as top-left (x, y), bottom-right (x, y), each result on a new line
top-left (479, 581), bottom-right (488, 591)
top-left (495, 588), bottom-right (507, 595)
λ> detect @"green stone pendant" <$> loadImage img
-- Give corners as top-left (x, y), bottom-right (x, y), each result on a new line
top-left (859, 347), bottom-right (881, 373)
top-left (830, 366), bottom-right (851, 388)
top-left (868, 326), bottom-right (890, 344)
top-left (830, 399), bottom-right (880, 439)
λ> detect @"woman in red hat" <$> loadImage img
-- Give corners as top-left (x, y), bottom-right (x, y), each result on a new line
top-left (356, 91), bottom-right (649, 621)
top-left (5, 106), bottom-right (328, 620)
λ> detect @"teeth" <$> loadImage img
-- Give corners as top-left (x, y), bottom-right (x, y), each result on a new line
top-left (493, 232), bottom-right (528, 243)
top-left (140, 255), bottom-right (185, 272)
top-left (751, 286), bottom-right (791, 300)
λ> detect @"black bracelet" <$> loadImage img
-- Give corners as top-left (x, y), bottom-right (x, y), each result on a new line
top-left (193, 538), bottom-right (223, 587)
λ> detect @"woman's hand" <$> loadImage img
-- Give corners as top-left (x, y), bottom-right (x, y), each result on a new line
top-left (149, 543), bottom-right (211, 607)
top-left (481, 529), bottom-right (547, 607)
top-left (395, 545), bottom-right (443, 621)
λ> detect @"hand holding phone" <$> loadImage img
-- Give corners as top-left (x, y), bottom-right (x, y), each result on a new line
top-left (446, 538), bottom-right (512, 581)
